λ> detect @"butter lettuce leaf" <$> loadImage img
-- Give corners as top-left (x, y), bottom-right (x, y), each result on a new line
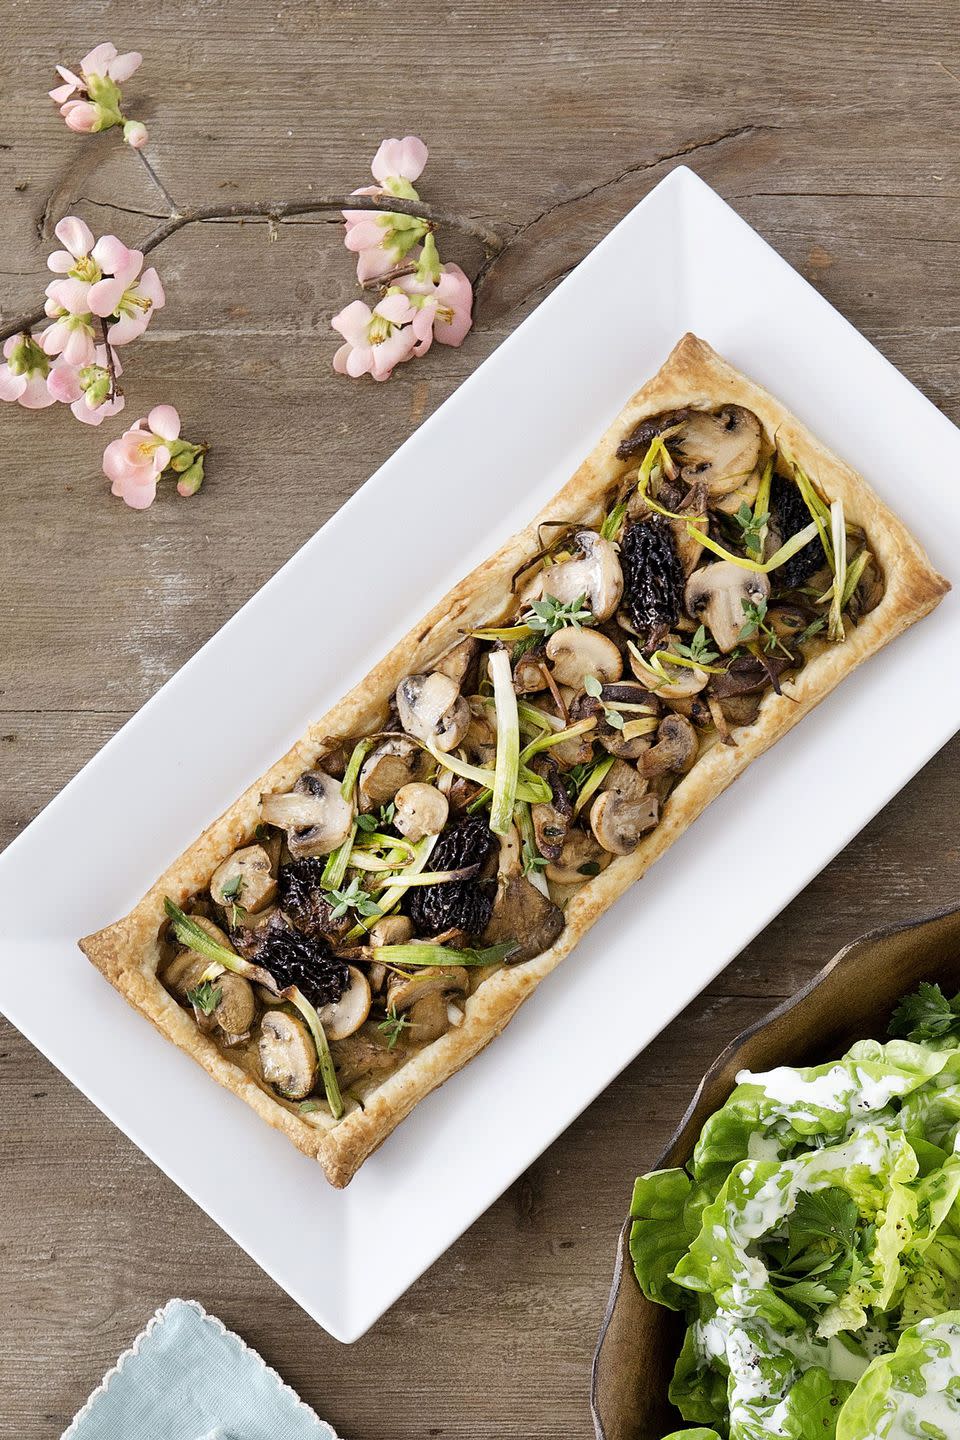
top-left (630, 1168), bottom-right (713, 1311)
top-left (836, 1311), bottom-right (960, 1440)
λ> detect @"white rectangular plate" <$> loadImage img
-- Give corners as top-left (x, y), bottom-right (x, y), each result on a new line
top-left (2, 167), bottom-right (958, 1343)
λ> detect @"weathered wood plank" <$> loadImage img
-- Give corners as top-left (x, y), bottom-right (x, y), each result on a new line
top-left (2, 0), bottom-right (960, 1435)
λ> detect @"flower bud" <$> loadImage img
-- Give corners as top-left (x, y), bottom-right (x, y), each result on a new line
top-left (85, 371), bottom-right (112, 408)
top-left (123, 119), bottom-right (148, 149)
top-left (61, 100), bottom-right (104, 134)
top-left (176, 459), bottom-right (204, 497)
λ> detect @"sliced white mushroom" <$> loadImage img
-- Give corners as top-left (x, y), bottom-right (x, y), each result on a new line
top-left (544, 828), bottom-right (611, 886)
top-left (685, 562), bottom-right (771, 654)
top-left (260, 770), bottom-right (354, 859)
top-left (640, 713), bottom-right (698, 777)
top-left (386, 966), bottom-right (470, 1013)
top-left (358, 737), bottom-right (425, 812)
top-left (433, 635), bottom-right (480, 690)
top-left (536, 530), bottom-right (624, 621)
top-left (258, 1009), bottom-right (318, 1100)
top-left (628, 638), bottom-right (709, 701)
top-left (396, 672), bottom-right (471, 752)
top-left (209, 844), bottom-right (277, 914)
top-left (393, 782), bottom-right (449, 842)
top-left (368, 914), bottom-right (414, 948)
top-left (513, 650), bottom-right (549, 695)
top-left (589, 760), bottom-right (660, 855)
top-left (713, 471), bottom-right (761, 515)
top-left (480, 825), bottom-right (565, 962)
top-left (545, 627), bottom-right (623, 689)
top-left (211, 974), bottom-right (256, 1039)
top-left (163, 915), bottom-right (232, 993)
top-left (317, 965), bottom-right (371, 1041)
top-left (670, 407), bottom-right (763, 498)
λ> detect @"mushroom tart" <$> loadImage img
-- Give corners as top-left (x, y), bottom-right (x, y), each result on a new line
top-left (81, 335), bottom-right (948, 1188)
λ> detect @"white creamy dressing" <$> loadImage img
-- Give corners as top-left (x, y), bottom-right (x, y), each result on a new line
top-left (858, 1320), bottom-right (960, 1440)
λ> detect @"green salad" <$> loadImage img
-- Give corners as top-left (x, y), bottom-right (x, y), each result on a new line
top-left (632, 983), bottom-right (960, 1440)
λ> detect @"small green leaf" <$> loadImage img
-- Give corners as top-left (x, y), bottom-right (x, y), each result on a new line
top-left (584, 673), bottom-right (603, 698)
top-left (185, 981), bottom-right (222, 1016)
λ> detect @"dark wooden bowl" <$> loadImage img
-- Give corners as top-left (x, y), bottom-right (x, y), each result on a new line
top-left (590, 902), bottom-right (960, 1440)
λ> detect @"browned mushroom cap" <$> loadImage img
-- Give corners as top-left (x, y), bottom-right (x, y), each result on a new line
top-left (358, 737), bottom-right (427, 812)
top-left (544, 828), bottom-right (610, 886)
top-left (530, 754), bottom-right (572, 861)
top-left (669, 407), bottom-right (763, 499)
top-left (163, 915), bottom-right (232, 993)
top-left (589, 760), bottom-right (660, 855)
top-left (396, 672), bottom-right (471, 752)
top-left (433, 635), bottom-right (481, 691)
top-left (318, 965), bottom-right (371, 1041)
top-left (685, 562), bottom-right (771, 654)
top-left (258, 1009), bottom-right (318, 1100)
top-left (480, 827), bottom-right (565, 962)
top-left (386, 966), bottom-right (470, 1013)
top-left (260, 770), bottom-right (354, 859)
top-left (513, 649), bottom-right (549, 695)
top-left (569, 682), bottom-right (658, 762)
top-left (209, 974), bottom-right (256, 1039)
top-left (329, 1029), bottom-right (398, 1089)
top-left (536, 529), bottom-right (624, 622)
top-left (210, 844), bottom-right (277, 914)
top-left (393, 782), bottom-right (449, 842)
top-left (640, 713), bottom-right (698, 777)
top-left (545, 627), bottom-right (623, 688)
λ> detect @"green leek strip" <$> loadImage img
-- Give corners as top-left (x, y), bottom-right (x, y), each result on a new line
top-left (840, 548), bottom-right (871, 608)
top-left (519, 715), bottom-right (597, 764)
top-left (637, 433), bottom-right (708, 523)
top-left (370, 867), bottom-right (481, 889)
top-left (348, 849), bottom-right (410, 873)
top-left (515, 799), bottom-right (550, 897)
top-left (371, 942), bottom-right (519, 968)
top-left (791, 462), bottom-right (835, 567)
top-left (600, 499), bottom-right (628, 541)
top-left (321, 821), bottom-right (357, 890)
top-left (164, 900), bottom-right (343, 1120)
top-left (748, 455), bottom-right (774, 560)
top-left (425, 740), bottom-right (550, 804)
top-left (573, 754), bottom-right (616, 816)
top-left (488, 648), bottom-right (521, 836)
top-left (340, 737), bottom-right (373, 802)
top-left (351, 830), bottom-right (416, 858)
top-left (828, 498), bottom-right (848, 642)
top-left (470, 624), bottom-right (534, 642)
top-left (627, 642), bottom-right (682, 688)
top-left (517, 701), bottom-right (563, 734)
top-left (687, 518), bottom-right (821, 575)
top-left (343, 833), bottom-right (438, 940)
top-left (650, 649), bottom-right (725, 676)
top-left (620, 716), bottom-right (660, 741)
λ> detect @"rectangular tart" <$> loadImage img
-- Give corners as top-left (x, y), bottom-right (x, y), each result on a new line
top-left (80, 334), bottom-right (949, 1188)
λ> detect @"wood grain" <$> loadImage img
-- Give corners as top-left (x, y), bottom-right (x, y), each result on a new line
top-left (2, 0), bottom-right (959, 1434)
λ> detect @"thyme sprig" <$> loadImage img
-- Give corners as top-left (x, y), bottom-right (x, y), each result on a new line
top-left (524, 592), bottom-right (594, 636)
top-left (323, 876), bottom-right (381, 920)
top-left (185, 980), bottom-right (222, 1015)
top-left (377, 1005), bottom-right (412, 1050)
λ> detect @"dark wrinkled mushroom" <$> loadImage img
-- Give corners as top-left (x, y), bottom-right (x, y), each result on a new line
top-left (640, 713), bottom-right (698, 777)
top-left (481, 827), bottom-right (565, 962)
top-left (260, 770), bottom-right (354, 859)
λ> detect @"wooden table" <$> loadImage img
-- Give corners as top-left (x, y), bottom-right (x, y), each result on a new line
top-left (2, 2), bottom-right (958, 1434)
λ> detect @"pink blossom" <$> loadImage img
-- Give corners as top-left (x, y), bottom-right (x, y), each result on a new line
top-left (41, 277), bottom-right (97, 366)
top-left (90, 251), bottom-right (165, 344)
top-left (395, 264), bottom-right (474, 353)
top-left (331, 295), bottom-right (417, 381)
top-left (47, 347), bottom-right (125, 426)
top-left (79, 42), bottom-right (142, 83)
top-left (49, 44), bottom-right (144, 140)
top-left (60, 100), bottom-right (102, 134)
top-left (46, 216), bottom-right (97, 274)
top-left (0, 334), bottom-right (57, 409)
top-left (102, 405), bottom-right (180, 509)
top-left (371, 137), bottom-right (428, 186)
top-left (123, 119), bottom-right (148, 149)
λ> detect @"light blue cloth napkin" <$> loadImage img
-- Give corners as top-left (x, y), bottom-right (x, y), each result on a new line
top-left (62, 1299), bottom-right (341, 1440)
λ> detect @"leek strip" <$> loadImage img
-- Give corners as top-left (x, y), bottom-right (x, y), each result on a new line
top-left (573, 755), bottom-right (615, 815)
top-left (828, 498), bottom-right (847, 642)
top-left (749, 456), bottom-right (774, 560)
top-left (321, 821), bottom-right (357, 890)
top-left (371, 942), bottom-right (519, 968)
top-left (519, 715), bottom-right (597, 764)
top-left (489, 649), bottom-right (520, 836)
top-left (515, 800), bottom-right (550, 898)
top-left (425, 740), bottom-right (550, 803)
top-left (343, 834), bottom-right (438, 940)
top-left (470, 624), bottom-right (534, 642)
top-left (340, 738), bottom-right (373, 802)
top-left (687, 518), bottom-right (821, 575)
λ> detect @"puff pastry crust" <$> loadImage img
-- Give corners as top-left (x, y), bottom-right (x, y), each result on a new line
top-left (80, 334), bottom-right (949, 1187)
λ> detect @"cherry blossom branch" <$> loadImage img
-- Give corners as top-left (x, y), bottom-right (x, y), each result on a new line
top-left (97, 317), bottom-right (119, 400)
top-left (0, 193), bottom-right (504, 344)
top-left (133, 147), bottom-right (178, 214)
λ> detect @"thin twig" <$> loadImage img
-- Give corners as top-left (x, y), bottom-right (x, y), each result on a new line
top-left (0, 193), bottom-right (505, 343)
top-left (97, 317), bottom-right (120, 401)
top-left (133, 147), bottom-right (179, 215)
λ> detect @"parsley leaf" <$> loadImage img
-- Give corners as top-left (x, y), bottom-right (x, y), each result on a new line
top-left (889, 982), bottom-right (960, 1044)
top-left (787, 1187), bottom-right (859, 1257)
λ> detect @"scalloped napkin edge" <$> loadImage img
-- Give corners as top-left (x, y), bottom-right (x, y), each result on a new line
top-left (61, 1298), bottom-right (342, 1440)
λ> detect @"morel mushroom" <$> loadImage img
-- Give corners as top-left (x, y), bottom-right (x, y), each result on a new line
top-left (537, 530), bottom-right (624, 621)
top-left (258, 1009), bottom-right (318, 1100)
top-left (545, 627), bottom-right (623, 688)
top-left (393, 782), bottom-right (449, 842)
top-left (209, 844), bottom-right (277, 914)
top-left (260, 770), bottom-right (354, 859)
top-left (589, 760), bottom-right (659, 855)
top-left (358, 737), bottom-right (425, 812)
top-left (396, 672), bottom-right (471, 752)
top-left (685, 562), bottom-right (771, 654)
